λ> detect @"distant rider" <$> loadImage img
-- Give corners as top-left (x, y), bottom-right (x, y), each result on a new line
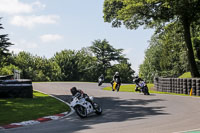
top-left (133, 76), bottom-right (143, 92)
top-left (98, 74), bottom-right (104, 81)
top-left (111, 72), bottom-right (121, 91)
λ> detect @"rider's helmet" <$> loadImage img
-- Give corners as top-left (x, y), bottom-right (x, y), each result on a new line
top-left (135, 75), bottom-right (139, 79)
top-left (70, 87), bottom-right (78, 96)
top-left (115, 72), bottom-right (119, 76)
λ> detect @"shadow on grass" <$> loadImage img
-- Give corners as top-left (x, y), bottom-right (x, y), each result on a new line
top-left (51, 94), bottom-right (169, 133)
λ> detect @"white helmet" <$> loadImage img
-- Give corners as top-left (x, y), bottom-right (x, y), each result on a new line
top-left (115, 72), bottom-right (119, 76)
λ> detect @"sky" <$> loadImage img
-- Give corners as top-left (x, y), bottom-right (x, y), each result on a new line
top-left (1, 0), bottom-right (154, 74)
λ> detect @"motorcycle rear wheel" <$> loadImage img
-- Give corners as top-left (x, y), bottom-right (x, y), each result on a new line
top-left (75, 105), bottom-right (87, 118)
top-left (144, 86), bottom-right (150, 95)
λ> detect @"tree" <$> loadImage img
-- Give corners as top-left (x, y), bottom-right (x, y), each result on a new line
top-left (107, 60), bottom-right (135, 83)
top-left (139, 32), bottom-right (187, 82)
top-left (89, 39), bottom-right (126, 76)
top-left (33, 56), bottom-right (61, 81)
top-left (139, 35), bottom-right (163, 82)
top-left (76, 47), bottom-right (99, 81)
top-left (103, 0), bottom-right (200, 77)
top-left (13, 51), bottom-right (35, 79)
top-left (191, 24), bottom-right (200, 68)
top-left (0, 64), bottom-right (19, 75)
top-left (53, 50), bottom-right (80, 81)
top-left (0, 18), bottom-right (13, 66)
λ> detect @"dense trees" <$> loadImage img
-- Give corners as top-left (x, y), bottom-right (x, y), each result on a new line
top-left (103, 0), bottom-right (200, 77)
top-left (139, 21), bottom-right (200, 82)
top-left (0, 39), bottom-right (135, 83)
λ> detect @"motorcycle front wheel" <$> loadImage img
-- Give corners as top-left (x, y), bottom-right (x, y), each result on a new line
top-left (75, 105), bottom-right (87, 118)
top-left (144, 86), bottom-right (150, 95)
top-left (98, 82), bottom-right (102, 86)
top-left (94, 102), bottom-right (102, 115)
top-left (116, 84), bottom-right (120, 92)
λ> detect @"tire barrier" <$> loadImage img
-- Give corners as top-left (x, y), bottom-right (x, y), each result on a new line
top-left (187, 79), bottom-right (192, 95)
top-left (183, 78), bottom-right (187, 94)
top-left (0, 79), bottom-right (33, 98)
top-left (196, 79), bottom-right (200, 96)
top-left (154, 77), bottom-right (200, 96)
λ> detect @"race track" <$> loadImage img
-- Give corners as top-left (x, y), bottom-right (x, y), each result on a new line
top-left (2, 82), bottom-right (200, 133)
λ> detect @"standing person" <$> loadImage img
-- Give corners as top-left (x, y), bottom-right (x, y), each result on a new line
top-left (111, 72), bottom-right (121, 91)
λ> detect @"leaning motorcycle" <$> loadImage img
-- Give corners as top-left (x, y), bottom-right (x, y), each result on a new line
top-left (137, 81), bottom-right (150, 95)
top-left (70, 95), bottom-right (102, 118)
top-left (98, 78), bottom-right (103, 86)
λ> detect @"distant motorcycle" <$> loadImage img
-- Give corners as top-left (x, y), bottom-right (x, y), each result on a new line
top-left (137, 81), bottom-right (150, 95)
top-left (98, 78), bottom-right (103, 86)
top-left (70, 94), bottom-right (102, 118)
top-left (112, 78), bottom-right (120, 92)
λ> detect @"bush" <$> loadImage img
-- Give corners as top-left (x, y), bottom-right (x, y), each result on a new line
top-left (0, 64), bottom-right (19, 75)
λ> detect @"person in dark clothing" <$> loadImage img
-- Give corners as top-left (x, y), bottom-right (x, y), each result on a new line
top-left (133, 76), bottom-right (143, 92)
top-left (98, 74), bottom-right (104, 86)
top-left (98, 74), bottom-right (104, 81)
top-left (110, 72), bottom-right (121, 91)
top-left (70, 87), bottom-right (96, 108)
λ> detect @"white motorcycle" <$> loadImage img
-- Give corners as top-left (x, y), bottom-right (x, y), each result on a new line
top-left (70, 94), bottom-right (102, 118)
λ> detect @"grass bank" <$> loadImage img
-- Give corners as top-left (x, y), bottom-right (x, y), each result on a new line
top-left (103, 84), bottom-right (192, 96)
top-left (0, 91), bottom-right (70, 126)
top-left (103, 84), bottom-right (154, 92)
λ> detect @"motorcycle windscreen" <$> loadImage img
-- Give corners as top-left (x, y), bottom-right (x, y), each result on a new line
top-left (113, 82), bottom-right (117, 90)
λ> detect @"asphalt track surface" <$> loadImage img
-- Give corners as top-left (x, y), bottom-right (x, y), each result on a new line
top-left (1, 82), bottom-right (200, 133)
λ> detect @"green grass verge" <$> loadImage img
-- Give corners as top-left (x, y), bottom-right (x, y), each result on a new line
top-left (0, 91), bottom-right (70, 126)
top-left (103, 84), bottom-right (194, 97)
top-left (103, 84), bottom-right (154, 92)
top-left (179, 72), bottom-right (192, 78)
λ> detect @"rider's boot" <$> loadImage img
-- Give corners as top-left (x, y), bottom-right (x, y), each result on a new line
top-left (135, 88), bottom-right (139, 92)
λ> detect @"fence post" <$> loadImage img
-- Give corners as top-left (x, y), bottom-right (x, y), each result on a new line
top-left (13, 69), bottom-right (21, 79)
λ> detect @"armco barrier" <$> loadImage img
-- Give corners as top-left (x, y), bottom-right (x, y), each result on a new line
top-left (154, 77), bottom-right (200, 96)
top-left (0, 79), bottom-right (33, 98)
